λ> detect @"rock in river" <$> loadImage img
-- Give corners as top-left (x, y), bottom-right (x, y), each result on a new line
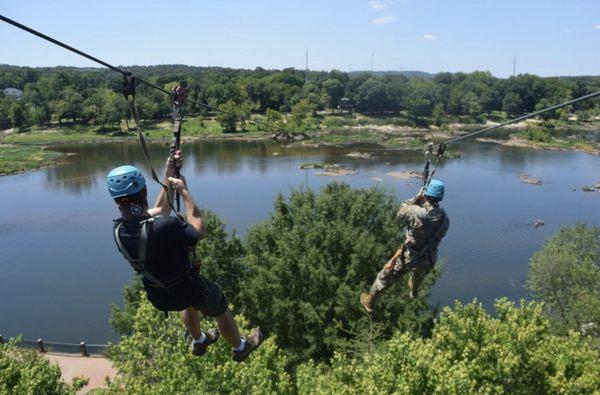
top-left (519, 174), bottom-right (542, 185)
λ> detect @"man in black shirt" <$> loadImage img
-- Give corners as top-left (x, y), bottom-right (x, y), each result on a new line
top-left (107, 152), bottom-right (262, 361)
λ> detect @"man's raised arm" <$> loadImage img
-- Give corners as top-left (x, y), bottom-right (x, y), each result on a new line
top-left (168, 176), bottom-right (206, 237)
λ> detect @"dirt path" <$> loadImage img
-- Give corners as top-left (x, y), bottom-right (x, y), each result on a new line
top-left (45, 353), bottom-right (117, 393)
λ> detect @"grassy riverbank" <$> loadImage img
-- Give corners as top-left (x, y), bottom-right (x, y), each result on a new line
top-left (0, 146), bottom-right (64, 175)
top-left (1, 114), bottom-right (599, 175)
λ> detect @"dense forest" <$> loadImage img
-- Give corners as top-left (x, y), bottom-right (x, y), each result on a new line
top-left (1, 64), bottom-right (600, 131)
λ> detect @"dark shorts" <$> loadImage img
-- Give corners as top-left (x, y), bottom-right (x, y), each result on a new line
top-left (145, 273), bottom-right (228, 317)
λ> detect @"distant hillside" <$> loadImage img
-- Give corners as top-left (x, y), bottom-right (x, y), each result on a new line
top-left (349, 70), bottom-right (433, 79)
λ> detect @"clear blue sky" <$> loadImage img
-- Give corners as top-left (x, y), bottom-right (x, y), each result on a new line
top-left (2, 0), bottom-right (599, 77)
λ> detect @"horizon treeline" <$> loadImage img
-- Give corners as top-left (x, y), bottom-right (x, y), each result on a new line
top-left (1, 64), bottom-right (599, 130)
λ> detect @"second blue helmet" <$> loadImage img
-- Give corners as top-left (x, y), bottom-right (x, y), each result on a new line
top-left (107, 165), bottom-right (146, 199)
top-left (424, 179), bottom-right (445, 201)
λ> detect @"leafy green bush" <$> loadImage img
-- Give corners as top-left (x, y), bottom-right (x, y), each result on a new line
top-left (296, 299), bottom-right (600, 394)
top-left (322, 116), bottom-right (357, 128)
top-left (528, 223), bottom-right (600, 336)
top-left (0, 339), bottom-right (87, 394)
top-left (521, 126), bottom-right (553, 142)
top-left (106, 298), bottom-right (292, 394)
top-left (238, 183), bottom-right (437, 364)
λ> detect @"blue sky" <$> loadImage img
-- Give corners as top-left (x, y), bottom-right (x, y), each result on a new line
top-left (1, 0), bottom-right (599, 77)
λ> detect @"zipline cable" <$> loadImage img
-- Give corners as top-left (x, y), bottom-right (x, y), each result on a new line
top-left (0, 14), bottom-right (275, 131)
top-left (418, 89), bottom-right (600, 186)
top-left (442, 89), bottom-right (600, 146)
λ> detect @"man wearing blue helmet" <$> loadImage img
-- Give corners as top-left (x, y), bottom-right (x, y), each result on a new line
top-left (361, 179), bottom-right (449, 313)
top-left (108, 152), bottom-right (262, 362)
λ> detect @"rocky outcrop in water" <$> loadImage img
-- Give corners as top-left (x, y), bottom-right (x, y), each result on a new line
top-left (272, 132), bottom-right (308, 143)
top-left (520, 174), bottom-right (543, 185)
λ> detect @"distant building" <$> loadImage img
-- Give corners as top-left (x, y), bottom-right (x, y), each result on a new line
top-left (3, 88), bottom-right (23, 99)
top-left (338, 97), bottom-right (354, 115)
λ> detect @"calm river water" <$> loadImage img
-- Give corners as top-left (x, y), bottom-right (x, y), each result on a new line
top-left (1, 140), bottom-right (599, 343)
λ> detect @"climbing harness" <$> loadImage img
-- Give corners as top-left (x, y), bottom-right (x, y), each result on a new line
top-left (113, 217), bottom-right (165, 288)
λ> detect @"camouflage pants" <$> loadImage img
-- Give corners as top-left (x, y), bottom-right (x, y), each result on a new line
top-left (369, 250), bottom-right (434, 300)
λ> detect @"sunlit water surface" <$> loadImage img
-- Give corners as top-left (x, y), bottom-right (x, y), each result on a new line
top-left (1, 140), bottom-right (599, 342)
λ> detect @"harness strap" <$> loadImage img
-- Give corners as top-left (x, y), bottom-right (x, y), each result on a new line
top-left (113, 219), bottom-right (167, 288)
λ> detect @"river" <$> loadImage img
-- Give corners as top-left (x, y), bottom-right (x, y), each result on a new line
top-left (1, 140), bottom-right (599, 343)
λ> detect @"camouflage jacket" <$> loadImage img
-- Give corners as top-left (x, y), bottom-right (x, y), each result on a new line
top-left (397, 199), bottom-right (449, 258)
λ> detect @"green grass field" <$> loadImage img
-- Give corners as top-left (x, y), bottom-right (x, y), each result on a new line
top-left (0, 146), bottom-right (64, 175)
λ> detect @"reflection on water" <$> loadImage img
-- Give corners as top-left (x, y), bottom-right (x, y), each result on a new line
top-left (1, 139), bottom-right (600, 343)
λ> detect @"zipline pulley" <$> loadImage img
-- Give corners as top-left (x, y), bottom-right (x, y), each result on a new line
top-left (122, 72), bottom-right (136, 100)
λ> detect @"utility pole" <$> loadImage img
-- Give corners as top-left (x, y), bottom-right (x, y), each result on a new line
top-left (370, 53), bottom-right (374, 71)
top-left (305, 47), bottom-right (309, 84)
top-left (512, 54), bottom-right (517, 77)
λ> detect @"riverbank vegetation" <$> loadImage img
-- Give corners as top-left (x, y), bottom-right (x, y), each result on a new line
top-left (1, 65), bottom-right (599, 174)
top-left (0, 145), bottom-right (63, 175)
top-left (0, 338), bottom-right (87, 394)
top-left (2, 65), bottom-right (599, 131)
top-left (3, 185), bottom-right (600, 392)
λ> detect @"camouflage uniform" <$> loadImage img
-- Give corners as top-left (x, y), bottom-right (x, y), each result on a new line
top-left (370, 199), bottom-right (449, 299)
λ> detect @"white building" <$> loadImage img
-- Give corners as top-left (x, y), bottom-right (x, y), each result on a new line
top-left (3, 88), bottom-right (23, 99)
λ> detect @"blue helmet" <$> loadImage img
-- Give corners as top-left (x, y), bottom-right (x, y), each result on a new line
top-left (107, 165), bottom-right (146, 199)
top-left (424, 179), bottom-right (445, 201)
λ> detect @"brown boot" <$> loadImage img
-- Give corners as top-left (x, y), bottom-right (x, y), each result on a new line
top-left (232, 327), bottom-right (264, 362)
top-left (360, 293), bottom-right (374, 313)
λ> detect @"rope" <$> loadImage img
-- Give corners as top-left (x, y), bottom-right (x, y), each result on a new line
top-left (0, 14), bottom-right (276, 131)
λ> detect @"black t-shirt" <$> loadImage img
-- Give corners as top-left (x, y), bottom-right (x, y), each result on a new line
top-left (115, 216), bottom-right (200, 283)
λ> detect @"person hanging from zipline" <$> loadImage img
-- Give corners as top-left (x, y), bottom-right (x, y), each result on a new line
top-left (107, 153), bottom-right (263, 361)
top-left (360, 180), bottom-right (449, 313)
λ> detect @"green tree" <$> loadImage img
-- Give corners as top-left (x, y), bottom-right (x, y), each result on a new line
top-left (322, 78), bottom-right (345, 111)
top-left (0, 339), bottom-right (87, 394)
top-left (238, 101), bottom-right (253, 131)
top-left (216, 100), bottom-right (240, 132)
top-left (239, 183), bottom-right (437, 364)
top-left (8, 100), bottom-right (27, 130)
top-left (297, 299), bottom-right (600, 394)
top-left (502, 91), bottom-right (523, 115)
top-left (403, 78), bottom-right (436, 117)
top-left (264, 108), bottom-right (285, 134)
top-left (289, 99), bottom-right (313, 130)
top-left (106, 299), bottom-right (292, 394)
top-left (528, 223), bottom-right (600, 335)
top-left (54, 87), bottom-right (83, 124)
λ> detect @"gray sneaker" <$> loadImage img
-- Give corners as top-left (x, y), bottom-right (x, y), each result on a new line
top-left (232, 327), bottom-right (264, 362)
top-left (192, 328), bottom-right (220, 356)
